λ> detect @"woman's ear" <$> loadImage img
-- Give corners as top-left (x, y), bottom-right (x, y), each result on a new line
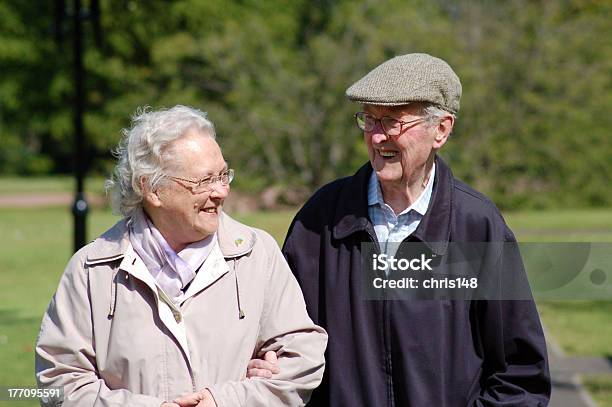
top-left (141, 177), bottom-right (163, 208)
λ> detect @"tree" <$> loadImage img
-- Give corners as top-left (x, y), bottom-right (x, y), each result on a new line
top-left (1, 0), bottom-right (610, 209)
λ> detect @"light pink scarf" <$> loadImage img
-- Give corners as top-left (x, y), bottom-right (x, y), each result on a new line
top-left (128, 208), bottom-right (216, 304)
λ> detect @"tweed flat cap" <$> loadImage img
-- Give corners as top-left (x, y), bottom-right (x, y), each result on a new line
top-left (346, 53), bottom-right (462, 113)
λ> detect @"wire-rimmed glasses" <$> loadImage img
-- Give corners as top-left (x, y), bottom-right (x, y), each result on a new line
top-left (167, 168), bottom-right (234, 193)
top-left (354, 112), bottom-right (425, 137)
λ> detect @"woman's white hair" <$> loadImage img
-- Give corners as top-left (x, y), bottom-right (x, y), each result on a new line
top-left (105, 105), bottom-right (216, 216)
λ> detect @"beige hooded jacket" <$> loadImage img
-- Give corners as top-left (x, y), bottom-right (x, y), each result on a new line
top-left (35, 213), bottom-right (327, 406)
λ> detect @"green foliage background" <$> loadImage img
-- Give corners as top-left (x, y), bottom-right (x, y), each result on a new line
top-left (0, 0), bottom-right (610, 209)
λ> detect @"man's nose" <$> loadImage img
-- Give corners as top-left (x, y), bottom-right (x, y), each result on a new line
top-left (369, 127), bottom-right (389, 145)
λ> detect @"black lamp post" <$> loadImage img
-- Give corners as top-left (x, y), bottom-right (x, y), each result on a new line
top-left (55, 0), bottom-right (101, 252)
top-left (71, 0), bottom-right (88, 252)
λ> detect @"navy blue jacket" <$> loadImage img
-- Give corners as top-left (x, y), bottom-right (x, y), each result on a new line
top-left (282, 157), bottom-right (550, 406)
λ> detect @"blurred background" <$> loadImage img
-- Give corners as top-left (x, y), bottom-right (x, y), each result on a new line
top-left (0, 0), bottom-right (610, 405)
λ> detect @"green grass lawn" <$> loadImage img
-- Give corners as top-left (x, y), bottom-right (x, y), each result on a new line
top-left (0, 205), bottom-right (611, 405)
top-left (506, 209), bottom-right (612, 406)
top-left (505, 208), bottom-right (612, 242)
top-left (0, 176), bottom-right (107, 195)
top-left (504, 209), bottom-right (612, 359)
top-left (584, 375), bottom-right (612, 406)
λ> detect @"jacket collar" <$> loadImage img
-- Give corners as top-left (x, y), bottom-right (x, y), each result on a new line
top-left (216, 212), bottom-right (257, 258)
top-left (332, 156), bottom-right (453, 255)
top-left (332, 163), bottom-right (374, 241)
top-left (85, 212), bottom-right (256, 265)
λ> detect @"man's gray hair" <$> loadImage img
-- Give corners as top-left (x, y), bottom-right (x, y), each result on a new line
top-left (422, 103), bottom-right (457, 136)
top-left (106, 105), bottom-right (216, 216)
top-left (423, 104), bottom-right (456, 123)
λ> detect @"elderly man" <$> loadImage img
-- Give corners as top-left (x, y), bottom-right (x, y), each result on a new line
top-left (252, 53), bottom-right (551, 405)
top-left (35, 105), bottom-right (327, 406)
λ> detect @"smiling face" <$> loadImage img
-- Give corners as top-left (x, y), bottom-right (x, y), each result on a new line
top-left (363, 103), bottom-right (450, 188)
top-left (143, 129), bottom-right (229, 252)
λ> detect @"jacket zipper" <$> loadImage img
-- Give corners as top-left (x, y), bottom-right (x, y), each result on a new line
top-left (122, 259), bottom-right (198, 394)
top-left (157, 287), bottom-right (197, 392)
top-left (364, 229), bottom-right (394, 407)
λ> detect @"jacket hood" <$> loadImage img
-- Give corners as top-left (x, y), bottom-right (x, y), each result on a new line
top-left (85, 212), bottom-right (256, 265)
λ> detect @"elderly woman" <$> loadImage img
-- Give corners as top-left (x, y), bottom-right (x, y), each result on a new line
top-left (35, 105), bottom-right (327, 406)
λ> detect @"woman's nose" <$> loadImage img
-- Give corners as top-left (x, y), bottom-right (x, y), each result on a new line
top-left (210, 182), bottom-right (229, 199)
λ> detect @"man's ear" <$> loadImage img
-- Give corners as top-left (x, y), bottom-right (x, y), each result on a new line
top-left (141, 177), bottom-right (163, 208)
top-left (432, 115), bottom-right (454, 149)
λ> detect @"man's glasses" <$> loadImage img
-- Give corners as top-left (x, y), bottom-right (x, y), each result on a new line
top-left (354, 112), bottom-right (425, 137)
top-left (167, 169), bottom-right (234, 193)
